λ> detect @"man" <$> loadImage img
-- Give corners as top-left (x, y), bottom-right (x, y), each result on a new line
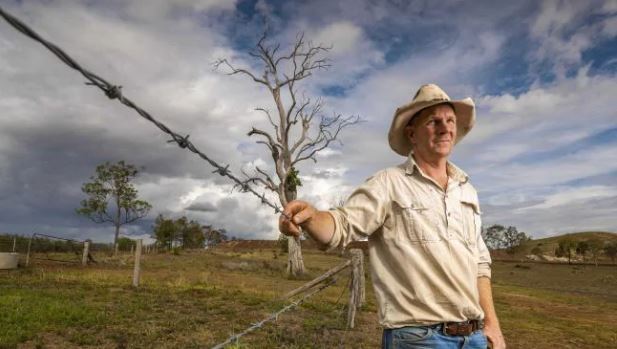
top-left (280, 84), bottom-right (506, 349)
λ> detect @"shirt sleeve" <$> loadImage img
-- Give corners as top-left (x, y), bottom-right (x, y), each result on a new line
top-left (324, 171), bottom-right (389, 251)
top-left (475, 210), bottom-right (492, 278)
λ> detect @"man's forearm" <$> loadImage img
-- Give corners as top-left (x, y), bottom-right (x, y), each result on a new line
top-left (478, 276), bottom-right (506, 348)
top-left (478, 277), bottom-right (499, 326)
top-left (302, 210), bottom-right (335, 246)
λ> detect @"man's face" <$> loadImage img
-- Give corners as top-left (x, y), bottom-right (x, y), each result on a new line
top-left (405, 103), bottom-right (457, 161)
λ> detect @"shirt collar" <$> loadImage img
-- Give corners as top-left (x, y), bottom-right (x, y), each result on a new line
top-left (404, 152), bottom-right (469, 184)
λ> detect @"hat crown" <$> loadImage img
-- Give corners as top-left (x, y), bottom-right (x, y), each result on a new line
top-left (413, 84), bottom-right (451, 104)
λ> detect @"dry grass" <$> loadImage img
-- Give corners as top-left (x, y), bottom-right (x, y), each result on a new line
top-left (1, 248), bottom-right (615, 348)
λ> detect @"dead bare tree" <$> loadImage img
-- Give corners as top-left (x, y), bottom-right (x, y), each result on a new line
top-left (214, 32), bottom-right (359, 276)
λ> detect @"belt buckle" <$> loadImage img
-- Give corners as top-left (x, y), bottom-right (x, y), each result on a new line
top-left (442, 322), bottom-right (455, 336)
top-left (442, 320), bottom-right (474, 336)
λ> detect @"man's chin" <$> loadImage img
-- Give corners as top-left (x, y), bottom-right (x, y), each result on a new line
top-left (432, 146), bottom-right (452, 157)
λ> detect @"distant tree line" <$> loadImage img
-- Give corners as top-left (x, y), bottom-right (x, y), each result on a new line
top-left (481, 224), bottom-right (532, 254)
top-left (554, 237), bottom-right (617, 266)
top-left (151, 215), bottom-right (228, 251)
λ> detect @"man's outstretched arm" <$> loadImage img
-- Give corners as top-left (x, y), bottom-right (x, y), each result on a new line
top-left (478, 277), bottom-right (506, 349)
top-left (279, 200), bottom-right (335, 247)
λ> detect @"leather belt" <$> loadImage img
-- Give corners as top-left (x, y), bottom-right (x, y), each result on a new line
top-left (438, 319), bottom-right (483, 336)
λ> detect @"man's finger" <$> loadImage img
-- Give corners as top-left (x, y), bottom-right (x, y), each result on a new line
top-left (279, 213), bottom-right (300, 237)
top-left (292, 207), bottom-right (314, 225)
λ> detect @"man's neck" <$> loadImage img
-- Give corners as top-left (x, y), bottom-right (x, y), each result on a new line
top-left (412, 153), bottom-right (449, 190)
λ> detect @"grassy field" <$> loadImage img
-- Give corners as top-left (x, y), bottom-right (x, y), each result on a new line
top-left (1, 248), bottom-right (616, 348)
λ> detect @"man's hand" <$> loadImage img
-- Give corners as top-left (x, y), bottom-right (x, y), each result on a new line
top-left (279, 200), bottom-right (335, 246)
top-left (477, 277), bottom-right (506, 349)
top-left (279, 200), bottom-right (317, 237)
top-left (484, 322), bottom-right (505, 349)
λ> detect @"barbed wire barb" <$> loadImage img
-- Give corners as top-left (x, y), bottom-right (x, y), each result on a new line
top-left (0, 6), bottom-right (292, 220)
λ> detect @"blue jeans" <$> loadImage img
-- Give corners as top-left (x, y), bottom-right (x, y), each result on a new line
top-left (382, 324), bottom-right (488, 349)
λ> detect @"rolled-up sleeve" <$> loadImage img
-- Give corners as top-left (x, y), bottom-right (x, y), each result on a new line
top-left (324, 171), bottom-right (389, 251)
top-left (475, 211), bottom-right (492, 279)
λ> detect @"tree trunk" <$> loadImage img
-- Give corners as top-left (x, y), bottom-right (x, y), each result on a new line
top-left (285, 188), bottom-right (305, 277)
top-left (114, 222), bottom-right (120, 256)
top-left (114, 191), bottom-right (121, 256)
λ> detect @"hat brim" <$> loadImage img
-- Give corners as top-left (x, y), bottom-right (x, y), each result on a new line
top-left (388, 98), bottom-right (475, 156)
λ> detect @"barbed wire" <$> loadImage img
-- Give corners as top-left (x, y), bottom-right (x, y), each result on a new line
top-left (211, 277), bottom-right (337, 349)
top-left (0, 6), bottom-right (290, 220)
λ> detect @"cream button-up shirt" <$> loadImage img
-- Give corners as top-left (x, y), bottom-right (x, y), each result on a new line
top-left (326, 155), bottom-right (492, 329)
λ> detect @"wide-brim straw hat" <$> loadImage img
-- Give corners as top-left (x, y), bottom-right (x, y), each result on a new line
top-left (388, 83), bottom-right (476, 156)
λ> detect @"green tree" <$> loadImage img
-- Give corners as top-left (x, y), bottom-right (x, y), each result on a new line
top-left (502, 226), bottom-right (531, 255)
top-left (152, 214), bottom-right (177, 250)
top-left (530, 246), bottom-right (543, 256)
top-left (176, 217), bottom-right (206, 249)
top-left (604, 241), bottom-right (617, 264)
top-left (117, 237), bottom-right (135, 252)
top-left (575, 240), bottom-right (590, 262)
top-left (153, 215), bottom-right (207, 250)
top-left (76, 161), bottom-right (152, 255)
top-left (482, 224), bottom-right (505, 250)
top-left (204, 226), bottom-right (228, 248)
top-left (587, 238), bottom-right (604, 267)
top-left (556, 238), bottom-right (577, 264)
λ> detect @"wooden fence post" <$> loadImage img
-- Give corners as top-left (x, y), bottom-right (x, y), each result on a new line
top-left (12, 237), bottom-right (16, 252)
top-left (82, 241), bottom-right (90, 266)
top-left (25, 234), bottom-right (33, 267)
top-left (132, 239), bottom-right (142, 287)
top-left (347, 248), bottom-right (365, 329)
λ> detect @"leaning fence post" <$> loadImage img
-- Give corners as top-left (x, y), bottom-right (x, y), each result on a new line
top-left (12, 237), bottom-right (16, 252)
top-left (132, 239), bottom-right (143, 287)
top-left (347, 248), bottom-right (364, 329)
top-left (82, 240), bottom-right (90, 266)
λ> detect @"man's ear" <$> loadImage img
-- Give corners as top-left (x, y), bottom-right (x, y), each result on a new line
top-left (405, 125), bottom-right (415, 146)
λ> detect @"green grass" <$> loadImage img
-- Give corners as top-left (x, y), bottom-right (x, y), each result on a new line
top-left (1, 250), bottom-right (615, 348)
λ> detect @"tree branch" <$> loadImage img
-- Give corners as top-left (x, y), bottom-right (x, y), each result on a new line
top-left (213, 58), bottom-right (271, 87)
top-left (240, 167), bottom-right (277, 192)
top-left (255, 107), bottom-right (281, 143)
top-left (293, 114), bottom-right (360, 165)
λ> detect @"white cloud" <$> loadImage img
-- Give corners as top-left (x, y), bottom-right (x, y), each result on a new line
top-left (518, 185), bottom-right (617, 211)
top-left (313, 21), bottom-right (363, 56)
top-left (1, 0), bottom-right (616, 243)
top-left (529, 1), bottom-right (617, 78)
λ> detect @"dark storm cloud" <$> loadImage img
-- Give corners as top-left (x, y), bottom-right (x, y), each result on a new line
top-left (186, 201), bottom-right (217, 212)
top-left (1, 0), bottom-right (616, 242)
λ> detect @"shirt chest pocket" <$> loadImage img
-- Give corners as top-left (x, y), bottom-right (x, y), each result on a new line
top-left (459, 199), bottom-right (481, 243)
top-left (392, 198), bottom-right (443, 244)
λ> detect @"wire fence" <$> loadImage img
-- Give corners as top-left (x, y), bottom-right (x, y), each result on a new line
top-left (0, 7), bottom-right (367, 348)
top-left (211, 277), bottom-right (338, 349)
top-left (0, 6), bottom-right (289, 220)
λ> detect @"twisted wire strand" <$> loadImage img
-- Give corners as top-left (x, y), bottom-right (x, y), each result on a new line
top-left (0, 6), bottom-right (289, 219)
top-left (211, 277), bottom-right (337, 349)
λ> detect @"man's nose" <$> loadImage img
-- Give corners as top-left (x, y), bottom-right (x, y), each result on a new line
top-left (436, 121), bottom-right (449, 133)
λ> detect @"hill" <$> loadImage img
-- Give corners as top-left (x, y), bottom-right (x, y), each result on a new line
top-left (492, 231), bottom-right (617, 262)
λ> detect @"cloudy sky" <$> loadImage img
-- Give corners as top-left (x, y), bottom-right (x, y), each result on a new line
top-left (1, 0), bottom-right (616, 243)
